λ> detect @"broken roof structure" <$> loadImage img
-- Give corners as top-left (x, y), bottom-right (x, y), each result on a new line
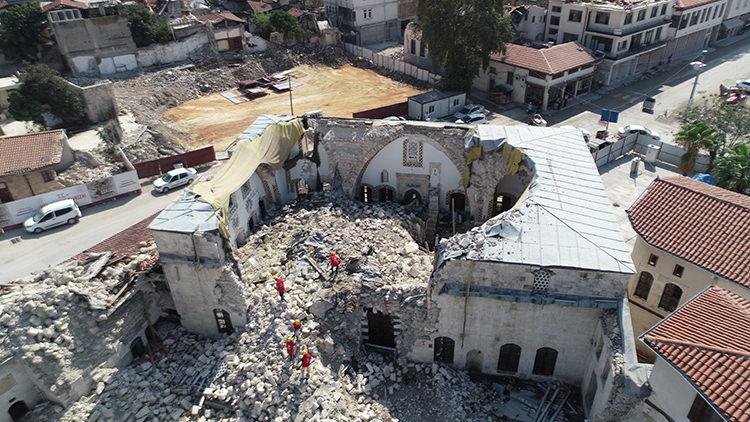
top-left (441, 125), bottom-right (633, 274)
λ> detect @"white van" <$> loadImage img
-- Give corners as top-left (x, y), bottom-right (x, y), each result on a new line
top-left (23, 199), bottom-right (82, 233)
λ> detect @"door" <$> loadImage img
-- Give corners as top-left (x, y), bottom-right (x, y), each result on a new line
top-left (434, 336), bottom-right (455, 364)
top-left (38, 212), bottom-right (56, 230)
top-left (0, 182), bottom-right (13, 203)
top-left (178, 173), bottom-right (188, 186)
top-left (55, 207), bottom-right (74, 225)
top-left (367, 310), bottom-right (395, 348)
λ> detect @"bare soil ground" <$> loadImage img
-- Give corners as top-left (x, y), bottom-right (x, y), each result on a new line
top-left (163, 64), bottom-right (426, 151)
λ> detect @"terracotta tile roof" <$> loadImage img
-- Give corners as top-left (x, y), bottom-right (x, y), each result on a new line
top-left (627, 176), bottom-right (750, 287)
top-left (0, 130), bottom-right (66, 176)
top-left (247, 0), bottom-right (271, 13)
top-left (642, 286), bottom-right (750, 422)
top-left (287, 7), bottom-right (304, 17)
top-left (41, 0), bottom-right (87, 13)
top-left (72, 214), bottom-right (159, 261)
top-left (0, 0), bottom-right (9, 10)
top-left (196, 10), bottom-right (245, 24)
top-left (675, 0), bottom-right (722, 10)
top-left (491, 42), bottom-right (596, 75)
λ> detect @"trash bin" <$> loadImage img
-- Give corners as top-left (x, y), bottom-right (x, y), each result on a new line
top-left (642, 97), bottom-right (656, 114)
top-left (645, 144), bottom-right (661, 164)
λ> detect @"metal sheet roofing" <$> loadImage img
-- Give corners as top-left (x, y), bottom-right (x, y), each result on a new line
top-left (149, 191), bottom-right (219, 233)
top-left (442, 126), bottom-right (634, 274)
top-left (237, 114), bottom-right (295, 141)
top-left (408, 90), bottom-right (463, 104)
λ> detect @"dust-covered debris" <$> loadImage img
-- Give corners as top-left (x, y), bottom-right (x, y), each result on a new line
top-left (56, 148), bottom-right (127, 186)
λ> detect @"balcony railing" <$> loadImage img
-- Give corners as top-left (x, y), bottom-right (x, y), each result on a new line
top-left (608, 40), bottom-right (667, 60)
top-left (586, 16), bottom-right (670, 37)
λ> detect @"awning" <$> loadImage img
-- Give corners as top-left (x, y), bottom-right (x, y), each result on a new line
top-left (722, 16), bottom-right (744, 30)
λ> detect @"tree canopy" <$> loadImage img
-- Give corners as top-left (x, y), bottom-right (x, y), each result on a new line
top-left (254, 11), bottom-right (303, 40)
top-left (417, 0), bottom-right (512, 92)
top-left (713, 143), bottom-right (750, 194)
top-left (8, 64), bottom-right (86, 127)
top-left (122, 4), bottom-right (171, 47)
top-left (0, 3), bottom-right (46, 62)
top-left (674, 120), bottom-right (717, 175)
top-left (684, 96), bottom-right (750, 170)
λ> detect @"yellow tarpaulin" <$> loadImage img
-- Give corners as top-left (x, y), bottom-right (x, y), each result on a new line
top-left (192, 118), bottom-right (305, 236)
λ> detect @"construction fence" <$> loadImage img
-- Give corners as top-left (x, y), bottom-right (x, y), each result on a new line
top-left (133, 146), bottom-right (216, 179)
top-left (592, 134), bottom-right (709, 172)
top-left (343, 43), bottom-right (441, 85)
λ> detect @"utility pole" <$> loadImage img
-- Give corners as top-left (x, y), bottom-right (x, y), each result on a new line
top-left (288, 76), bottom-right (294, 115)
top-left (686, 50), bottom-right (708, 112)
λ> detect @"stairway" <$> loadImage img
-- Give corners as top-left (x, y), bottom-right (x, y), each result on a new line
top-left (425, 189), bottom-right (440, 244)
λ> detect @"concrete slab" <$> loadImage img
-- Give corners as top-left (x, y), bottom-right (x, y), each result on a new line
top-left (0, 120), bottom-right (31, 136)
top-left (68, 129), bottom-right (103, 151)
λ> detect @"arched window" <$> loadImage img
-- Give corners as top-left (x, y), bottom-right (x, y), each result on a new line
top-left (658, 283), bottom-right (683, 312)
top-left (497, 343), bottom-right (522, 373)
top-left (466, 349), bottom-right (483, 373)
top-left (633, 271), bottom-right (654, 300)
top-left (533, 347), bottom-right (558, 376)
top-left (378, 186), bottom-right (394, 202)
top-left (403, 189), bottom-right (422, 205)
top-left (449, 192), bottom-right (467, 213)
top-left (358, 185), bottom-right (372, 203)
top-left (214, 309), bottom-right (233, 334)
top-left (434, 336), bottom-right (455, 364)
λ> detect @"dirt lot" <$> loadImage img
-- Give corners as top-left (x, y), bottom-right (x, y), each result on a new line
top-left (163, 64), bottom-right (426, 151)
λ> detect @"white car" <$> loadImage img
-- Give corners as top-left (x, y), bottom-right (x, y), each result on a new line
top-left (736, 80), bottom-right (750, 92)
top-left (456, 113), bottom-right (487, 125)
top-left (454, 104), bottom-right (485, 121)
top-left (153, 167), bottom-right (198, 193)
top-left (618, 125), bottom-right (660, 140)
top-left (24, 199), bottom-right (82, 234)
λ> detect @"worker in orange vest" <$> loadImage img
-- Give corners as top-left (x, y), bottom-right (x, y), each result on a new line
top-left (300, 348), bottom-right (312, 375)
top-left (329, 251), bottom-right (340, 277)
top-left (275, 277), bottom-right (285, 302)
top-left (292, 319), bottom-right (302, 340)
top-left (285, 336), bottom-right (295, 360)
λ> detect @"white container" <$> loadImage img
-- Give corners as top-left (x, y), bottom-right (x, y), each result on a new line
top-left (645, 144), bottom-right (661, 164)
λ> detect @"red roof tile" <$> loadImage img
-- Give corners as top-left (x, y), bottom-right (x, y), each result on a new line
top-left (72, 214), bottom-right (159, 261)
top-left (287, 7), bottom-right (304, 17)
top-left (196, 10), bottom-right (245, 24)
top-left (491, 42), bottom-right (596, 75)
top-left (642, 286), bottom-right (750, 422)
top-left (0, 130), bottom-right (66, 176)
top-left (628, 177), bottom-right (750, 287)
top-left (41, 0), bottom-right (87, 13)
top-left (247, 0), bottom-right (271, 13)
top-left (675, 0), bottom-right (722, 10)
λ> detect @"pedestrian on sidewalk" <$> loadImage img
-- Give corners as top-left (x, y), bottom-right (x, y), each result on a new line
top-left (329, 251), bottom-right (340, 278)
top-left (275, 277), bottom-right (286, 302)
top-left (285, 336), bottom-right (296, 360)
top-left (300, 348), bottom-right (312, 376)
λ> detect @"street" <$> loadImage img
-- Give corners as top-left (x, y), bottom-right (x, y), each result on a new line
top-left (0, 184), bottom-right (182, 283)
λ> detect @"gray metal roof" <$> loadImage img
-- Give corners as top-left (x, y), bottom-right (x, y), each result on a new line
top-left (408, 90), bottom-right (464, 104)
top-left (237, 114), bottom-right (296, 141)
top-left (441, 125), bottom-right (634, 274)
top-left (149, 191), bottom-right (220, 234)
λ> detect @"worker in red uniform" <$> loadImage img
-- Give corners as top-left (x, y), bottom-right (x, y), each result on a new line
top-left (285, 336), bottom-right (295, 360)
top-left (300, 348), bottom-right (312, 375)
top-left (292, 319), bottom-right (302, 340)
top-left (275, 277), bottom-right (285, 302)
top-left (329, 251), bottom-right (340, 277)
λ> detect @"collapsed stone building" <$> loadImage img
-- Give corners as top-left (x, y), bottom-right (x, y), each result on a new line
top-left (141, 116), bottom-right (647, 420)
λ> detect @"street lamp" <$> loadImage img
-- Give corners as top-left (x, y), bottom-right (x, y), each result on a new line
top-left (686, 49), bottom-right (708, 111)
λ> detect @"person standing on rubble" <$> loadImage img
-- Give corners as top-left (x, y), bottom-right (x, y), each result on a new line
top-left (329, 252), bottom-right (340, 278)
top-left (285, 336), bottom-right (296, 360)
top-left (300, 348), bottom-right (312, 375)
top-left (292, 319), bottom-right (302, 340)
top-left (275, 277), bottom-right (286, 302)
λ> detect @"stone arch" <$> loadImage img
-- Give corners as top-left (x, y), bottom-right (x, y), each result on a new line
top-left (8, 400), bottom-right (29, 421)
top-left (402, 189), bottom-right (422, 205)
top-left (374, 184), bottom-right (395, 202)
top-left (466, 349), bottom-right (483, 373)
top-left (446, 189), bottom-right (468, 213)
top-left (256, 163), bottom-right (281, 206)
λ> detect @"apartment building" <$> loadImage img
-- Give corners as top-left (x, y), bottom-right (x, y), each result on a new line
top-left (545, 0), bottom-right (673, 86)
top-left (324, 0), bottom-right (400, 45)
top-left (717, 0), bottom-right (750, 39)
top-left (663, 0), bottom-right (727, 61)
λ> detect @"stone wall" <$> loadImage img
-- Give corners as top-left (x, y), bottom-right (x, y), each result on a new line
top-left (67, 80), bottom-right (118, 123)
top-left (0, 167), bottom-right (65, 201)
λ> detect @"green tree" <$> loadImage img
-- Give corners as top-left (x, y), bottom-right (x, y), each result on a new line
top-left (684, 96), bottom-right (750, 170)
top-left (713, 143), bottom-right (750, 194)
top-left (121, 4), bottom-right (171, 47)
top-left (674, 120), bottom-right (718, 175)
top-left (204, 0), bottom-right (222, 7)
top-left (253, 12), bottom-right (273, 38)
top-left (8, 64), bottom-right (86, 126)
top-left (0, 3), bottom-right (46, 62)
top-left (417, 0), bottom-right (512, 92)
top-left (269, 10), bottom-right (303, 39)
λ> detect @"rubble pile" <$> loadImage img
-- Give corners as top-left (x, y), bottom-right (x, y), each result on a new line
top-left (56, 148), bottom-right (126, 186)
top-left (0, 245), bottom-right (159, 404)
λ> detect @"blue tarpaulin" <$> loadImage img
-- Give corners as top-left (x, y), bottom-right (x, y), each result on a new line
top-left (692, 173), bottom-right (717, 185)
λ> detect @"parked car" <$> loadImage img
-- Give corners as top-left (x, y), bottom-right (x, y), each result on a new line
top-left (153, 167), bottom-right (198, 193)
top-left (454, 104), bottom-right (485, 121)
top-left (618, 125), bottom-right (660, 141)
top-left (456, 113), bottom-right (487, 125)
top-left (24, 199), bottom-right (81, 234)
top-left (736, 79), bottom-right (750, 92)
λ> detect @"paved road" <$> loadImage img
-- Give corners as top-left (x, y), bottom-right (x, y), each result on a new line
top-left (0, 184), bottom-right (182, 283)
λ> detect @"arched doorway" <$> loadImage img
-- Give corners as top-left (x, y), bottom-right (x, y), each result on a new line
top-left (449, 192), bottom-right (467, 213)
top-left (493, 190), bottom-right (516, 216)
top-left (8, 401), bottom-right (29, 421)
top-left (497, 343), bottom-right (522, 373)
top-left (377, 186), bottom-right (394, 202)
top-left (466, 349), bottom-right (483, 373)
top-left (434, 336), bottom-right (455, 364)
top-left (403, 189), bottom-right (422, 205)
top-left (533, 347), bottom-right (558, 376)
top-left (213, 309), bottom-right (233, 334)
top-left (130, 337), bottom-right (147, 359)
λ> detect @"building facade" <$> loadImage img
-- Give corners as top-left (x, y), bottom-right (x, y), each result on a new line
top-left (664, 0), bottom-right (726, 62)
top-left (324, 0), bottom-right (400, 45)
top-left (716, 0), bottom-right (750, 39)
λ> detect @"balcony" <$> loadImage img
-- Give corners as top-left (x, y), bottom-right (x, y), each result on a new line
top-left (586, 16), bottom-right (670, 37)
top-left (609, 39), bottom-right (667, 60)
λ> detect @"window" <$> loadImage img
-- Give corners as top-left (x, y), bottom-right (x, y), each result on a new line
top-left (658, 283), bottom-right (683, 312)
top-left (720, 4), bottom-right (725, 16)
top-left (489, 66), bottom-right (497, 75)
top-left (506, 71), bottom-right (514, 85)
top-left (680, 15), bottom-right (689, 29)
top-left (552, 5), bottom-right (562, 12)
top-left (595, 12), bottom-right (610, 24)
top-left (452, 98), bottom-right (460, 106)
top-left (380, 170), bottom-right (388, 183)
top-left (562, 32), bottom-right (578, 42)
top-left (41, 213), bottom-right (54, 222)
top-left (410, 39), bottom-right (416, 55)
top-left (651, 6), bottom-right (658, 17)
top-left (634, 272), bottom-right (653, 300)
top-left (644, 30), bottom-right (654, 44)
top-left (419, 44), bottom-right (426, 57)
top-left (532, 16), bottom-right (536, 23)
top-left (497, 344), bottom-right (522, 373)
top-left (690, 11), bottom-right (699, 25)
top-left (712, 5), bottom-right (719, 18)
top-left (687, 394), bottom-right (724, 422)
top-left (700, 8), bottom-right (708, 22)
top-left (655, 27), bottom-right (662, 40)
top-left (647, 254), bottom-right (658, 266)
top-left (54, 207), bottom-right (72, 217)
top-left (661, 4), bottom-right (668, 14)
top-left (624, 12), bottom-right (633, 24)
top-left (403, 140), bottom-right (422, 167)
top-left (427, 105), bottom-right (435, 113)
top-left (533, 347), bottom-right (558, 376)
top-left (550, 15), bottom-right (560, 25)
top-left (618, 40), bottom-right (628, 51)
top-left (569, 9), bottom-right (582, 22)
top-left (533, 269), bottom-right (552, 292)
top-left (673, 265), bottom-right (684, 277)
top-left (41, 169), bottom-right (55, 182)
top-left (637, 9), bottom-right (646, 21)
top-left (363, 9), bottom-right (372, 19)
top-left (549, 28), bottom-right (559, 35)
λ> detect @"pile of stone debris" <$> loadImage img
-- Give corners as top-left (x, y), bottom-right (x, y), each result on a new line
top-left (56, 148), bottom-right (127, 187)
top-left (0, 244), bottom-right (159, 405)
